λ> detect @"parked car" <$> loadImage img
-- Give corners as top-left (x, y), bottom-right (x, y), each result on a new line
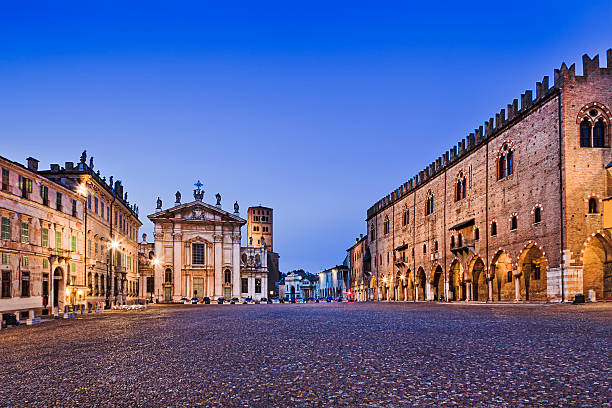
top-left (260, 297), bottom-right (268, 303)
top-left (336, 296), bottom-right (344, 302)
top-left (217, 298), bottom-right (225, 304)
top-left (191, 297), bottom-right (199, 304)
top-left (243, 297), bottom-right (253, 304)
top-left (230, 297), bottom-right (239, 304)
top-left (326, 296), bottom-right (333, 302)
top-left (271, 297), bottom-right (280, 304)
top-left (203, 297), bottom-right (211, 304)
top-left (306, 297), bottom-right (316, 303)
top-left (180, 297), bottom-right (191, 304)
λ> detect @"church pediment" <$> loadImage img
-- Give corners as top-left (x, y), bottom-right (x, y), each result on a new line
top-left (184, 235), bottom-right (211, 245)
top-left (148, 200), bottom-right (246, 225)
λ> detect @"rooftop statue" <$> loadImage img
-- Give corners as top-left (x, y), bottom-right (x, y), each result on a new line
top-left (216, 193), bottom-right (221, 206)
top-left (156, 197), bottom-right (162, 210)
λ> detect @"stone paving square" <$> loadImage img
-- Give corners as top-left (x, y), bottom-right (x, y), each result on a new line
top-left (0, 303), bottom-right (610, 407)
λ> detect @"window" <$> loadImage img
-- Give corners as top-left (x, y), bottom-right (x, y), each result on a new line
top-left (497, 143), bottom-right (514, 180)
top-left (491, 221), bottom-right (497, 236)
top-left (42, 228), bottom-right (48, 247)
top-left (56, 192), bottom-right (62, 211)
top-left (423, 244), bottom-right (426, 254)
top-left (534, 207), bottom-right (541, 224)
top-left (224, 269), bottom-right (231, 283)
top-left (255, 278), bottom-right (262, 294)
top-left (450, 236), bottom-right (455, 248)
top-left (402, 208), bottom-right (409, 226)
top-left (457, 234), bottom-right (462, 248)
top-left (87, 194), bottom-right (92, 210)
top-left (1, 217), bottom-right (11, 240)
top-left (370, 226), bottom-right (376, 241)
top-left (94, 197), bottom-right (98, 214)
top-left (43, 258), bottom-right (48, 269)
top-left (22, 255), bottom-right (29, 268)
top-left (241, 278), bottom-right (248, 293)
top-left (21, 272), bottom-right (30, 297)
top-left (455, 172), bottom-right (467, 201)
top-left (1, 168), bottom-right (8, 191)
top-left (511, 215), bottom-right (518, 231)
top-left (383, 216), bottom-right (390, 235)
top-left (21, 222), bottom-right (29, 243)
top-left (55, 231), bottom-right (62, 254)
top-left (579, 106), bottom-right (609, 148)
top-left (425, 191), bottom-right (434, 215)
top-left (18, 175), bottom-right (32, 198)
top-left (588, 198), bottom-right (598, 214)
top-left (87, 238), bottom-right (92, 256)
top-left (434, 241), bottom-right (438, 252)
top-left (253, 226), bottom-right (260, 232)
top-left (73, 236), bottom-right (78, 252)
top-left (72, 199), bottom-right (77, 217)
top-left (101, 201), bottom-right (105, 218)
top-left (192, 243), bottom-right (205, 265)
top-left (2, 253), bottom-right (9, 264)
top-left (533, 265), bottom-right (541, 280)
top-left (507, 271), bottom-right (512, 283)
top-left (165, 269), bottom-right (172, 283)
top-left (263, 226), bottom-right (268, 232)
top-left (95, 242), bottom-right (99, 257)
top-left (1, 271), bottom-right (10, 298)
top-left (40, 185), bottom-right (49, 205)
top-left (474, 228), bottom-right (480, 241)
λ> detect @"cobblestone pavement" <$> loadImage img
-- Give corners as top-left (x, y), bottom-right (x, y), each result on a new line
top-left (0, 303), bottom-right (611, 407)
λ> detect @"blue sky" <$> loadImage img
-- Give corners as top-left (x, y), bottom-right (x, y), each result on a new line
top-left (2, 1), bottom-right (611, 273)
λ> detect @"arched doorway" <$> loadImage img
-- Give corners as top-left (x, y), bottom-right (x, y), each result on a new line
top-left (416, 267), bottom-right (426, 301)
top-left (448, 261), bottom-right (464, 301)
top-left (404, 270), bottom-right (414, 301)
top-left (53, 267), bottom-right (64, 309)
top-left (518, 244), bottom-right (548, 301)
top-left (223, 269), bottom-right (232, 299)
top-left (491, 251), bottom-right (514, 301)
top-left (290, 285), bottom-right (296, 301)
top-left (470, 257), bottom-right (487, 301)
top-left (582, 234), bottom-right (612, 300)
top-left (432, 265), bottom-right (444, 301)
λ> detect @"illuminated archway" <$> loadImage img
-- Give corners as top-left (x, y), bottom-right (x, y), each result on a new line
top-left (491, 250), bottom-right (514, 301)
top-left (582, 233), bottom-right (612, 300)
top-left (517, 243), bottom-right (548, 301)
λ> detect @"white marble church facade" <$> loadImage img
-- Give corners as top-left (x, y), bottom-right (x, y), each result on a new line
top-left (149, 183), bottom-right (251, 302)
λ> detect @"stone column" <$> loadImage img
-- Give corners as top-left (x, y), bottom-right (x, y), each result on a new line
top-left (514, 271), bottom-right (521, 301)
top-left (466, 282), bottom-right (472, 301)
top-left (173, 232), bottom-right (182, 301)
top-left (213, 233), bottom-right (223, 298)
top-left (153, 232), bottom-right (163, 302)
top-left (487, 274), bottom-right (493, 302)
top-left (232, 234), bottom-right (241, 298)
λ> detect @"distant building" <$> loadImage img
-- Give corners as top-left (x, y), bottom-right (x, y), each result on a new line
top-left (280, 270), bottom-right (318, 300)
top-left (138, 234), bottom-right (155, 303)
top-left (247, 206), bottom-right (280, 296)
top-left (0, 155), bottom-right (86, 325)
top-left (348, 234), bottom-right (371, 301)
top-left (318, 265), bottom-right (349, 299)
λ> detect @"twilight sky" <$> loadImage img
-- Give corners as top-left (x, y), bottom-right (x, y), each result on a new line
top-left (2, 1), bottom-right (611, 273)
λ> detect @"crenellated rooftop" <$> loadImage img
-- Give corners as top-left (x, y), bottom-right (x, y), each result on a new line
top-left (366, 50), bottom-right (612, 220)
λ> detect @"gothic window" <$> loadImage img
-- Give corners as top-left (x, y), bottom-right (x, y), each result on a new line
top-left (224, 269), bottom-right (231, 283)
top-left (474, 228), bottom-right (480, 241)
top-left (450, 236), bottom-right (455, 248)
top-left (455, 171), bottom-right (467, 201)
top-left (402, 208), bottom-right (409, 226)
top-left (578, 105), bottom-right (609, 148)
top-left (241, 278), bottom-right (248, 293)
top-left (511, 215), bottom-right (518, 231)
top-left (423, 244), bottom-right (426, 254)
top-left (534, 207), bottom-right (541, 224)
top-left (425, 191), bottom-right (434, 215)
top-left (497, 143), bottom-right (514, 180)
top-left (491, 221), bottom-right (497, 236)
top-left (383, 216), bottom-right (390, 235)
top-left (165, 268), bottom-right (172, 283)
top-left (370, 225), bottom-right (375, 241)
top-left (588, 197), bottom-right (598, 214)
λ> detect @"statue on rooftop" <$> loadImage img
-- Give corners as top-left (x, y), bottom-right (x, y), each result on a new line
top-left (234, 201), bottom-right (239, 214)
top-left (175, 191), bottom-right (181, 204)
top-left (80, 150), bottom-right (87, 164)
top-left (215, 193), bottom-right (221, 206)
top-left (156, 197), bottom-right (162, 210)
top-left (89, 156), bottom-right (94, 169)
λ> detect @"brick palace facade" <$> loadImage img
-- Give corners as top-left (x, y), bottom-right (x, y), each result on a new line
top-left (350, 50), bottom-right (612, 303)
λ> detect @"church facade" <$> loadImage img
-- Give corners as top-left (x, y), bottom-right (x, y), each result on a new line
top-left (148, 183), bottom-right (268, 302)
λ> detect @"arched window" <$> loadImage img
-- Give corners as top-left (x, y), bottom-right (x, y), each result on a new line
top-left (423, 244), bottom-right (427, 254)
top-left (455, 171), bottom-right (467, 201)
top-left (425, 191), bottom-right (434, 215)
top-left (165, 268), bottom-right (172, 283)
top-left (497, 143), bottom-right (514, 180)
top-left (491, 221), bottom-right (497, 236)
top-left (224, 269), bottom-right (232, 283)
top-left (578, 105), bottom-right (609, 148)
top-left (474, 228), bottom-right (480, 241)
top-left (450, 236), bottom-right (455, 248)
top-left (580, 119), bottom-right (592, 147)
top-left (383, 216), bottom-right (390, 235)
top-left (511, 215), bottom-right (518, 231)
top-left (402, 208), bottom-right (409, 226)
top-left (457, 233), bottom-right (462, 247)
top-left (588, 197), bottom-right (598, 214)
top-left (594, 119), bottom-right (606, 147)
top-left (534, 207), bottom-right (541, 224)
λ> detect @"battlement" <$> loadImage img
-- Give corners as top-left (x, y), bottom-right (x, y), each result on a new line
top-left (366, 49), bottom-right (612, 220)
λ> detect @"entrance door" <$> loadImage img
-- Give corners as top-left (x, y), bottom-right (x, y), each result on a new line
top-left (224, 287), bottom-right (231, 299)
top-left (164, 286), bottom-right (172, 302)
top-left (193, 278), bottom-right (204, 298)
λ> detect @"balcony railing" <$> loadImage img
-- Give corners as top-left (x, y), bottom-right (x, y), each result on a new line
top-left (450, 239), bottom-right (475, 253)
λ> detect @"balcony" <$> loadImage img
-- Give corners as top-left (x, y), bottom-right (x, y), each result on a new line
top-left (450, 239), bottom-right (475, 254)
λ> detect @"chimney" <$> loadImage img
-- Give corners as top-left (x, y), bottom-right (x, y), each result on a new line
top-left (142, 233), bottom-right (147, 244)
top-left (65, 161), bottom-right (74, 170)
top-left (26, 157), bottom-right (39, 171)
top-left (50, 164), bottom-right (60, 172)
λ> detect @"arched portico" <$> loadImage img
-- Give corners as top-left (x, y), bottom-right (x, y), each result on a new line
top-left (52, 266), bottom-right (65, 313)
top-left (448, 261), bottom-right (464, 301)
top-left (369, 276), bottom-right (377, 301)
top-left (469, 257), bottom-right (488, 301)
top-left (491, 250), bottom-right (515, 301)
top-left (581, 233), bottom-right (612, 300)
top-left (517, 243), bottom-right (548, 301)
top-left (431, 265), bottom-right (444, 301)
top-left (416, 267), bottom-right (426, 301)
